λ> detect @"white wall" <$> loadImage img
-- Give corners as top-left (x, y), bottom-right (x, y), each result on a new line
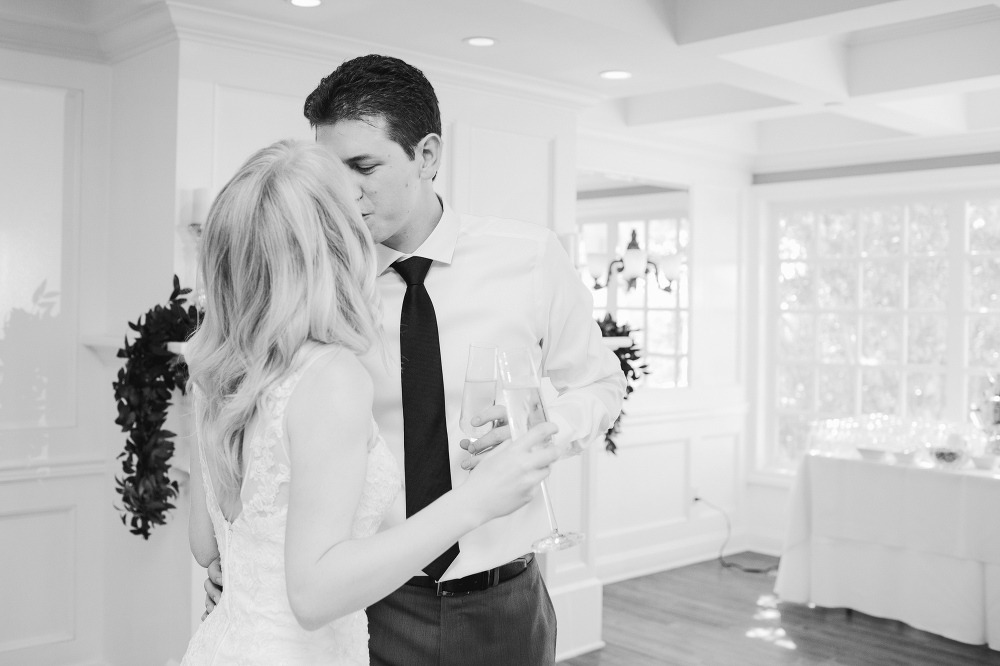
top-left (0, 46), bottom-right (111, 666)
top-left (575, 130), bottom-right (755, 581)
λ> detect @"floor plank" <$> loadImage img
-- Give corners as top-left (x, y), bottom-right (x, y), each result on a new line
top-left (565, 552), bottom-right (1000, 666)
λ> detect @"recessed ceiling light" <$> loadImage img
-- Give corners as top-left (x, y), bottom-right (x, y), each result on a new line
top-left (288, 0), bottom-right (321, 7)
top-left (464, 37), bottom-right (495, 47)
top-left (600, 70), bottom-right (632, 80)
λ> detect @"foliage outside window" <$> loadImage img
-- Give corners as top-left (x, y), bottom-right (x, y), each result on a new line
top-left (580, 216), bottom-right (690, 389)
top-left (769, 192), bottom-right (1000, 468)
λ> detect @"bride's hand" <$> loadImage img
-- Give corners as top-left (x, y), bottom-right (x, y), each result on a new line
top-left (458, 422), bottom-right (559, 522)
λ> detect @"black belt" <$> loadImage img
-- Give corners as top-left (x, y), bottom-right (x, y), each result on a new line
top-left (406, 553), bottom-right (534, 597)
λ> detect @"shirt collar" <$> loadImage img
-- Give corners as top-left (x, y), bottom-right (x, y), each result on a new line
top-left (375, 199), bottom-right (461, 275)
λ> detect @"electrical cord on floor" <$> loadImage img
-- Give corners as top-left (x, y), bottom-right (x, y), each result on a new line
top-left (694, 496), bottom-right (779, 575)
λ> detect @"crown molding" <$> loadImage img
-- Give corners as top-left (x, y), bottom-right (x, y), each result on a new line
top-left (163, 1), bottom-right (600, 111)
top-left (0, 13), bottom-right (104, 63)
top-left (98, 1), bottom-right (177, 64)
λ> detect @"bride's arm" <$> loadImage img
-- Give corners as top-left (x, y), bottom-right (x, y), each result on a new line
top-left (284, 350), bottom-right (556, 631)
top-left (189, 435), bottom-right (220, 567)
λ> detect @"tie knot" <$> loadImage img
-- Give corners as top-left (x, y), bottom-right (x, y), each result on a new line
top-left (392, 256), bottom-right (434, 286)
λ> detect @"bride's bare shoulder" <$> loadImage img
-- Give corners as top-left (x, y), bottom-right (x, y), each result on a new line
top-left (285, 345), bottom-right (373, 428)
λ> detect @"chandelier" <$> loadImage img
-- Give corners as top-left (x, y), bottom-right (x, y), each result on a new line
top-left (586, 229), bottom-right (681, 292)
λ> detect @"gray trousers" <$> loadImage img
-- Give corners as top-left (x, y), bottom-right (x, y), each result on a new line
top-left (368, 558), bottom-right (556, 666)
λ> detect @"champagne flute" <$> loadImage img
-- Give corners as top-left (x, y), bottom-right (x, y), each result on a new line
top-left (497, 347), bottom-right (584, 553)
top-left (459, 345), bottom-right (498, 444)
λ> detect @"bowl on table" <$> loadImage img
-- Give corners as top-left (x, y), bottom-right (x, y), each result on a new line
top-left (972, 454), bottom-right (997, 471)
top-left (857, 447), bottom-right (888, 462)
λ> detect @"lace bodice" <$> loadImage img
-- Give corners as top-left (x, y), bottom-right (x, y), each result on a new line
top-left (181, 347), bottom-right (401, 666)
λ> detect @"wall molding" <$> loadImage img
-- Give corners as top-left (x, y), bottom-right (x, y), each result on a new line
top-left (0, 459), bottom-right (106, 483)
top-left (753, 150), bottom-right (1000, 185)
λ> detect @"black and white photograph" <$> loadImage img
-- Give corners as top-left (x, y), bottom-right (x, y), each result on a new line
top-left (2, 1), bottom-right (1000, 665)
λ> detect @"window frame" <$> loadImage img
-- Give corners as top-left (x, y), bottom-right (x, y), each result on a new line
top-left (576, 191), bottom-right (691, 390)
top-left (752, 168), bottom-right (1000, 473)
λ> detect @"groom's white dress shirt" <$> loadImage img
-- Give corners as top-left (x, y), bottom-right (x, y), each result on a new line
top-left (361, 202), bottom-right (625, 581)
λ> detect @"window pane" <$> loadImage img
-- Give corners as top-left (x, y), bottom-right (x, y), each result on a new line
top-left (647, 219), bottom-right (678, 255)
top-left (589, 283), bottom-right (607, 309)
top-left (908, 372), bottom-right (945, 419)
top-left (617, 309), bottom-right (645, 351)
top-left (908, 315), bottom-right (948, 365)
top-left (778, 262), bottom-right (813, 309)
top-left (861, 314), bottom-right (903, 364)
top-left (647, 278), bottom-right (678, 308)
top-left (777, 415), bottom-right (812, 463)
top-left (818, 313), bottom-right (857, 363)
top-left (861, 206), bottom-right (904, 256)
top-left (647, 311), bottom-right (676, 354)
top-left (908, 257), bottom-right (948, 310)
top-left (818, 365), bottom-right (855, 415)
top-left (646, 355), bottom-right (676, 389)
top-left (909, 202), bottom-right (949, 254)
top-left (969, 198), bottom-right (1000, 254)
top-left (581, 223), bottom-right (609, 254)
top-left (616, 272), bottom-right (646, 308)
top-left (677, 355), bottom-right (689, 386)
top-left (969, 257), bottom-right (1000, 311)
top-left (969, 314), bottom-right (1000, 367)
top-left (678, 217), bottom-right (690, 250)
top-left (861, 259), bottom-right (903, 309)
top-left (777, 210), bottom-right (813, 261)
top-left (861, 368), bottom-right (901, 414)
top-left (777, 364), bottom-right (813, 410)
top-left (817, 209), bottom-right (858, 257)
top-left (677, 266), bottom-right (690, 308)
top-left (817, 261), bottom-right (857, 309)
top-left (778, 313), bottom-right (815, 360)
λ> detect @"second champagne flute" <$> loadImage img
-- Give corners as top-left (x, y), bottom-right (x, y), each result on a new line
top-left (497, 346), bottom-right (584, 553)
top-left (459, 344), bottom-right (498, 443)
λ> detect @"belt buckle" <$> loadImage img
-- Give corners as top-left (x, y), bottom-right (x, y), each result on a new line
top-left (435, 580), bottom-right (453, 597)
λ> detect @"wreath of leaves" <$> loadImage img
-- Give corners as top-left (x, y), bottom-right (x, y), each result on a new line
top-left (112, 276), bottom-right (199, 539)
top-left (598, 313), bottom-right (649, 454)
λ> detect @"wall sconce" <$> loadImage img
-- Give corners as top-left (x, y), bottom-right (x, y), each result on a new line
top-left (587, 229), bottom-right (681, 292)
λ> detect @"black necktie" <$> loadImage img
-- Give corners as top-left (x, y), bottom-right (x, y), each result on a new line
top-left (392, 256), bottom-right (459, 580)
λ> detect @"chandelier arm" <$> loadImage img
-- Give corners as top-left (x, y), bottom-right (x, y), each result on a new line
top-left (604, 258), bottom-right (624, 289)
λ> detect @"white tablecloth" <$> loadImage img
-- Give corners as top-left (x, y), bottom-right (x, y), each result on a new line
top-left (774, 454), bottom-right (1000, 648)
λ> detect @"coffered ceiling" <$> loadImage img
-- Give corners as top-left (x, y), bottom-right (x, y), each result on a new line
top-left (2, 0), bottom-right (999, 172)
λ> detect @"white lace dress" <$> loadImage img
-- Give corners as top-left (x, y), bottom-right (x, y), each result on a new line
top-left (181, 350), bottom-right (401, 666)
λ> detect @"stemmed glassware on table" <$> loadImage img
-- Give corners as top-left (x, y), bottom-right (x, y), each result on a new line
top-left (496, 347), bottom-right (584, 554)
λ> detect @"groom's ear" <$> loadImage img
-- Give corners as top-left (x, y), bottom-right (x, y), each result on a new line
top-left (415, 133), bottom-right (442, 181)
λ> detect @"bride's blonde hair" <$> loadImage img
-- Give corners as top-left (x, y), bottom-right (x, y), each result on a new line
top-left (186, 139), bottom-right (383, 504)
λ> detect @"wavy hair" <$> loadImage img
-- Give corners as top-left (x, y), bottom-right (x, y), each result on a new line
top-left (185, 139), bottom-right (384, 506)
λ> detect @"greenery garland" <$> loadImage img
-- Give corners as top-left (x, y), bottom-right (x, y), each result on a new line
top-left (598, 313), bottom-right (649, 454)
top-left (112, 276), bottom-right (199, 539)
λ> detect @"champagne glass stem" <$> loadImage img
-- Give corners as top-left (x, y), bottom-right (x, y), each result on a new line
top-left (539, 479), bottom-right (559, 533)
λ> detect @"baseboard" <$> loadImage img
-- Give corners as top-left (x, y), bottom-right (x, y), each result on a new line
top-left (597, 529), bottom-right (753, 585)
top-left (743, 533), bottom-right (784, 558)
top-left (556, 639), bottom-right (606, 662)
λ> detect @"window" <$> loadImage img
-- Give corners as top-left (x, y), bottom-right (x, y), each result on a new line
top-left (768, 192), bottom-right (1000, 468)
top-left (579, 215), bottom-right (691, 388)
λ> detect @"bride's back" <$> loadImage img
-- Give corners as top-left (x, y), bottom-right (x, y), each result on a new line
top-left (181, 345), bottom-right (399, 666)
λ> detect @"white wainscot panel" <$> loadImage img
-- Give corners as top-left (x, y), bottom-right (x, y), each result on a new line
top-left (0, 508), bottom-right (74, 653)
top-left (595, 439), bottom-right (688, 555)
top-left (468, 128), bottom-right (551, 226)
top-left (691, 434), bottom-right (738, 511)
top-left (0, 79), bottom-right (77, 432)
top-left (213, 85), bottom-right (314, 188)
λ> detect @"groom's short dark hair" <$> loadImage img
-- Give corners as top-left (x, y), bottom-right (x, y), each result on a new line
top-left (304, 54), bottom-right (442, 159)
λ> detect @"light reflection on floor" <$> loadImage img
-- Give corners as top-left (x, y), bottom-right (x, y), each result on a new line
top-left (746, 594), bottom-right (797, 650)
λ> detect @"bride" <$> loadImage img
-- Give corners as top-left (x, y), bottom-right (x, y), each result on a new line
top-left (179, 140), bottom-right (559, 665)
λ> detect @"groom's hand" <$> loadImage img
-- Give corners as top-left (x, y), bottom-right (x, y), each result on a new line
top-left (460, 404), bottom-right (510, 470)
top-left (202, 557), bottom-right (223, 620)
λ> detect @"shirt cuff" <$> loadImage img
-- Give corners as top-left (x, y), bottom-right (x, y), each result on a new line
top-left (549, 412), bottom-right (583, 458)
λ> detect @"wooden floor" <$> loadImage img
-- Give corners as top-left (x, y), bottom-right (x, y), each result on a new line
top-left (565, 552), bottom-right (1000, 666)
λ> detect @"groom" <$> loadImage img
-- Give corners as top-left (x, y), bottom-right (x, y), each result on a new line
top-left (206, 54), bottom-right (625, 665)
